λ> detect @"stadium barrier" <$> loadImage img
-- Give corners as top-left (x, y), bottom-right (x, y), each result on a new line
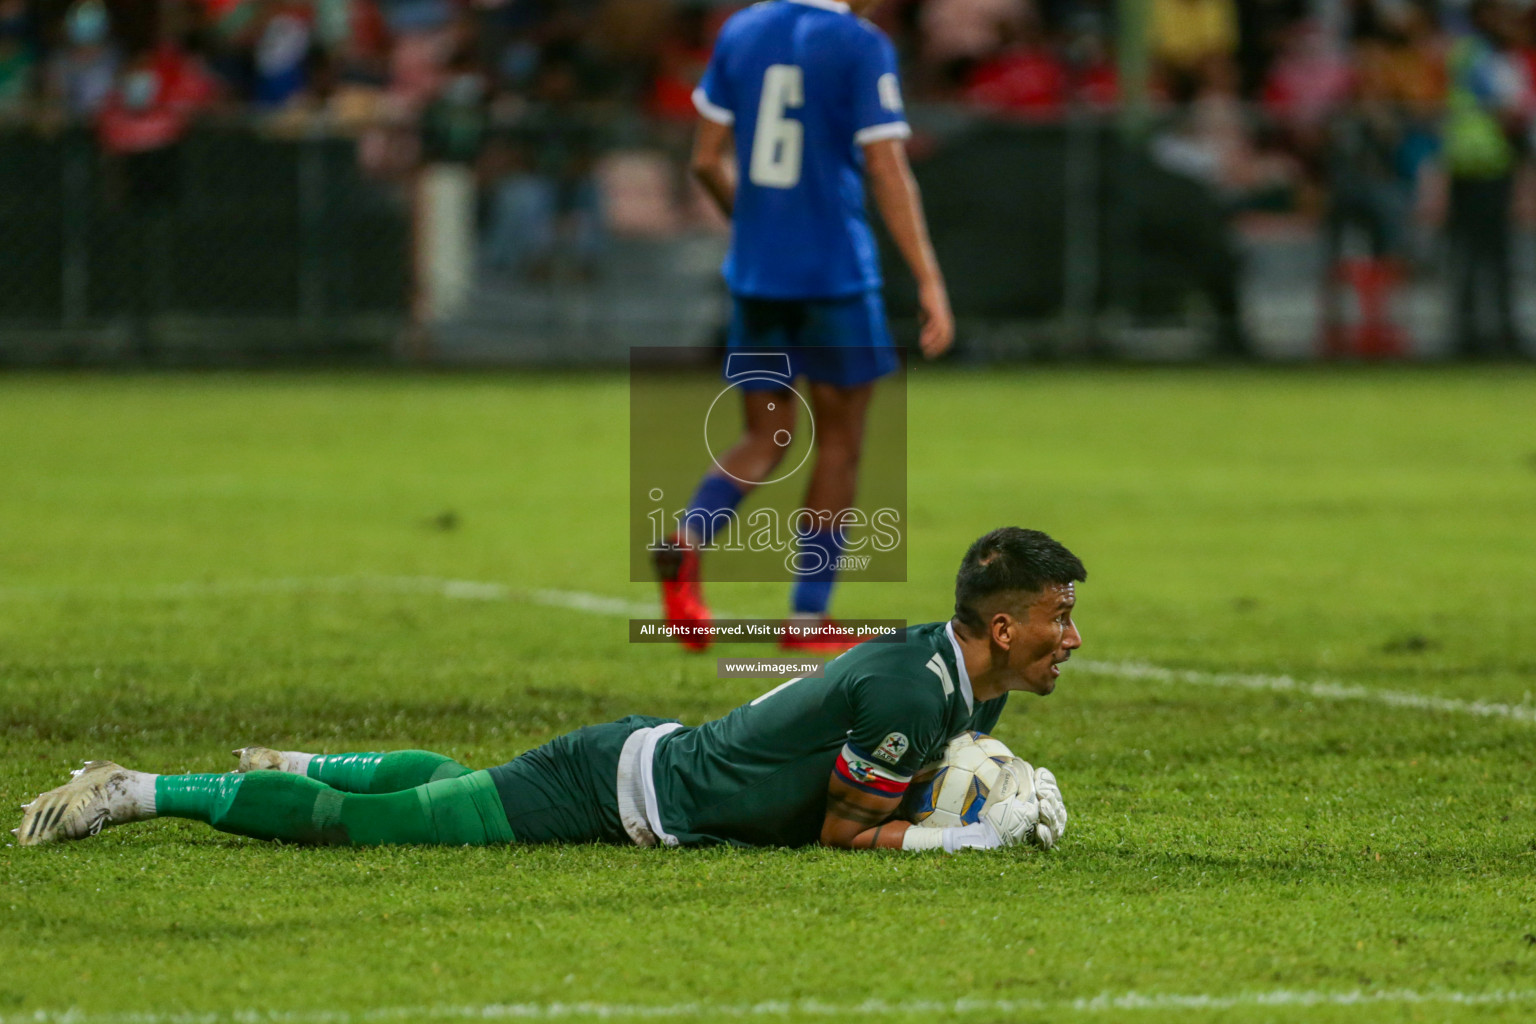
top-left (0, 117), bottom-right (410, 366)
top-left (2, 106), bottom-right (1527, 365)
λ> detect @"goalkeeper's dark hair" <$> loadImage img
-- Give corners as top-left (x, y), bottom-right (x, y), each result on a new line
top-left (953, 527), bottom-right (1086, 632)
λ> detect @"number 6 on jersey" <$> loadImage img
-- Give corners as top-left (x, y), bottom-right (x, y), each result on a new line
top-left (750, 64), bottom-right (804, 188)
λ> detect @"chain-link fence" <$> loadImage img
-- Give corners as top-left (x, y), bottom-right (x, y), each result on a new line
top-left (0, 116), bottom-right (410, 366)
top-left (4, 105), bottom-right (1536, 366)
top-left (345, 99), bottom-right (1536, 366)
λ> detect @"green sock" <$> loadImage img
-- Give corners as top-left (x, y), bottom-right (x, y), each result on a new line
top-left (154, 770), bottom-right (513, 846)
top-left (156, 773), bottom-right (246, 824)
top-left (305, 751), bottom-right (473, 794)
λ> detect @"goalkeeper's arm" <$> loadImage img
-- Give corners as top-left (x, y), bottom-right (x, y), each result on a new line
top-left (818, 772), bottom-right (910, 849)
top-left (819, 772), bottom-right (1038, 852)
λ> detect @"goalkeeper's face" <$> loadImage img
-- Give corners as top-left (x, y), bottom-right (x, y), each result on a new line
top-left (1006, 583), bottom-right (1081, 696)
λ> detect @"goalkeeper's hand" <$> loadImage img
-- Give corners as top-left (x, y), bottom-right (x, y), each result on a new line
top-left (939, 761), bottom-right (1068, 852)
top-left (901, 758), bottom-right (1041, 852)
top-left (1030, 765), bottom-right (1068, 849)
top-left (979, 757), bottom-right (1040, 846)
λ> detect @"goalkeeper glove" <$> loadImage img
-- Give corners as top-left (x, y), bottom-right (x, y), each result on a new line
top-left (900, 759), bottom-right (1042, 852)
top-left (980, 758), bottom-right (1040, 845)
top-left (1030, 765), bottom-right (1068, 849)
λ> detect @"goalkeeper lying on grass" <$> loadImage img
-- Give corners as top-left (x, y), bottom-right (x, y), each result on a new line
top-left (16, 527), bottom-right (1081, 854)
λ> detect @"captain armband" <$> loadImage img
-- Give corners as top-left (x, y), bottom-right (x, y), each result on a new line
top-left (833, 743), bottom-right (911, 798)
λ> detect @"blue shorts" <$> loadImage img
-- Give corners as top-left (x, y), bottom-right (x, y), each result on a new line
top-left (726, 291), bottom-right (898, 391)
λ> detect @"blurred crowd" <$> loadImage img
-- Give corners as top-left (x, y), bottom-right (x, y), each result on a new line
top-left (5, 2), bottom-right (1536, 157)
top-left (3, 0), bottom-right (1535, 352)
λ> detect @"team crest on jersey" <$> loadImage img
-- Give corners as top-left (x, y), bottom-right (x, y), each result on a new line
top-left (873, 732), bottom-right (909, 765)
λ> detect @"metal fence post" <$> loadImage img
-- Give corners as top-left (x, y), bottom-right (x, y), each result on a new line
top-left (1112, 0), bottom-right (1152, 342)
top-left (1061, 106), bottom-right (1100, 354)
top-left (61, 130), bottom-right (91, 330)
top-left (298, 119), bottom-right (327, 338)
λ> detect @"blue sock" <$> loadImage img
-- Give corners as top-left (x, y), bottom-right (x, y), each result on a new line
top-left (791, 528), bottom-right (843, 615)
top-left (681, 475), bottom-right (746, 547)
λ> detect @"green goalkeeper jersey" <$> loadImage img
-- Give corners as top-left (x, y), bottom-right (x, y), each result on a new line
top-left (649, 621), bottom-right (1007, 847)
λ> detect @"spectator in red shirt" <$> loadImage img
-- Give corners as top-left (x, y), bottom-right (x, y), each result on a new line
top-left (96, 37), bottom-right (220, 207)
top-left (962, 10), bottom-right (1068, 118)
top-left (1263, 21), bottom-right (1347, 130)
top-left (647, 4), bottom-right (712, 123)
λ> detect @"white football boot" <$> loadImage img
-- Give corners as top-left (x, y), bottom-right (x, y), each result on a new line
top-left (232, 746), bottom-right (313, 774)
top-left (14, 761), bottom-right (145, 846)
top-left (232, 746), bottom-right (286, 772)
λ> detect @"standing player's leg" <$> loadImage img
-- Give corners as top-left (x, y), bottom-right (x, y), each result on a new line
top-left (780, 291), bottom-right (896, 651)
top-left (674, 386), bottom-right (797, 552)
top-left (783, 380), bottom-right (875, 645)
top-left (698, 388), bottom-right (799, 497)
top-left (234, 747), bottom-right (473, 793)
top-left (15, 758), bottom-right (511, 847)
top-left (656, 390), bottom-right (794, 649)
top-left (655, 298), bottom-right (801, 648)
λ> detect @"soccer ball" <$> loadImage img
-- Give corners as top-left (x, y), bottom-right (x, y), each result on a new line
top-left (905, 731), bottom-right (1019, 828)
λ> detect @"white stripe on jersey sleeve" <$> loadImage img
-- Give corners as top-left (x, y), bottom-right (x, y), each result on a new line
top-left (926, 653), bottom-right (955, 698)
top-left (787, 0), bottom-right (852, 12)
top-left (692, 87), bottom-right (735, 126)
top-left (854, 121), bottom-right (912, 146)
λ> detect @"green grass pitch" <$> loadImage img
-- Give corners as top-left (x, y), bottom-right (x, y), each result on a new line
top-left (2, 367), bottom-right (1534, 1023)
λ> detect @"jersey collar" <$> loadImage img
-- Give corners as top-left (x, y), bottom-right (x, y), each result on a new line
top-left (787, 0), bottom-right (852, 12)
top-left (944, 621), bottom-right (975, 713)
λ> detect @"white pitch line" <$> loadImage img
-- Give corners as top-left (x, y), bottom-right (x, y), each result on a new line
top-left (0, 576), bottom-right (663, 619)
top-left (1077, 658), bottom-right (1536, 724)
top-left (1, 575), bottom-right (1530, 726)
top-left (3, 989), bottom-right (1535, 1024)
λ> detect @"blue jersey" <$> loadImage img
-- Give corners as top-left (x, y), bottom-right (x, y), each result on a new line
top-left (694, 0), bottom-right (910, 300)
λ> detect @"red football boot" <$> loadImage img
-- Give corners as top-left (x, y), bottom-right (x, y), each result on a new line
top-left (779, 617), bottom-right (862, 655)
top-left (653, 535), bottom-right (712, 652)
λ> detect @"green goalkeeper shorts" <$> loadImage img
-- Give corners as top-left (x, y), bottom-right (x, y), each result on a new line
top-left (488, 714), bottom-right (679, 844)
